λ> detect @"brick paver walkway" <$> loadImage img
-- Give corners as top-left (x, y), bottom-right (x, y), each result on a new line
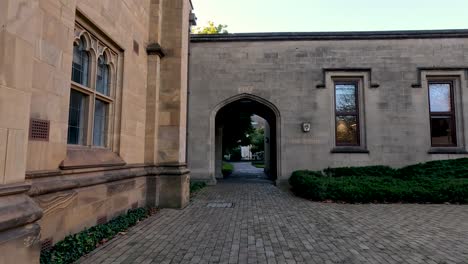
top-left (80, 181), bottom-right (468, 264)
top-left (226, 162), bottom-right (270, 182)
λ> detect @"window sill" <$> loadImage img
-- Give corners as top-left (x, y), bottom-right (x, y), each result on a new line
top-left (60, 146), bottom-right (126, 170)
top-left (428, 147), bottom-right (468, 154)
top-left (331, 147), bottom-right (369, 154)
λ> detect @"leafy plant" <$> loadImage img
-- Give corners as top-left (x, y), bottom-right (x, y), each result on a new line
top-left (324, 165), bottom-right (396, 177)
top-left (290, 158), bottom-right (468, 204)
top-left (40, 208), bottom-right (150, 264)
top-left (190, 181), bottom-right (207, 194)
top-left (192, 21), bottom-right (228, 34)
top-left (249, 128), bottom-right (265, 153)
top-left (222, 162), bottom-right (234, 176)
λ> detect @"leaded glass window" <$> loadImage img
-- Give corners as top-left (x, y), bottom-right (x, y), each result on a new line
top-left (93, 99), bottom-right (108, 146)
top-left (71, 38), bottom-right (89, 86)
top-left (67, 24), bottom-right (118, 148)
top-left (96, 56), bottom-right (110, 96)
top-left (67, 90), bottom-right (87, 144)
top-left (429, 82), bottom-right (456, 146)
top-left (335, 82), bottom-right (360, 146)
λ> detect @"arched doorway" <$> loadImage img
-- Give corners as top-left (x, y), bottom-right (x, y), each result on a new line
top-left (210, 94), bottom-right (281, 183)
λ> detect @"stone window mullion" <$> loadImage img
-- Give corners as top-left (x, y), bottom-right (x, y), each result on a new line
top-left (68, 20), bottom-right (120, 150)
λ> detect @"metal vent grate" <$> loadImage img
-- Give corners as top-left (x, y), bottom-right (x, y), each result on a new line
top-left (29, 119), bottom-right (50, 141)
top-left (97, 215), bottom-right (107, 225)
top-left (207, 202), bottom-right (234, 208)
top-left (41, 238), bottom-right (53, 251)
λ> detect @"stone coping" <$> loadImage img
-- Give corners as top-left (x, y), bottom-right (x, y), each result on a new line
top-left (0, 182), bottom-right (31, 197)
top-left (0, 193), bottom-right (43, 233)
top-left (191, 29), bottom-right (468, 42)
top-left (26, 164), bottom-right (190, 197)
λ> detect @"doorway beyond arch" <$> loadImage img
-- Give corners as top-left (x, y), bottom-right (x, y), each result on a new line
top-left (209, 94), bottom-right (281, 184)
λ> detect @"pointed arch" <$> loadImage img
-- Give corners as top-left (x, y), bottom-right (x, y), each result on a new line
top-left (208, 93), bottom-right (281, 183)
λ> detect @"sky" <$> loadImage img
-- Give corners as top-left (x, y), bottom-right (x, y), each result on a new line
top-left (191, 0), bottom-right (468, 33)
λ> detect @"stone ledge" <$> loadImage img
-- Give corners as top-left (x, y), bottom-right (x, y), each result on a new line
top-left (191, 29), bottom-right (468, 42)
top-left (59, 147), bottom-right (126, 170)
top-left (146, 43), bottom-right (165, 57)
top-left (0, 194), bottom-right (43, 233)
top-left (428, 147), bottom-right (468, 154)
top-left (331, 147), bottom-right (370, 154)
top-left (27, 163), bottom-right (190, 197)
top-left (0, 182), bottom-right (31, 197)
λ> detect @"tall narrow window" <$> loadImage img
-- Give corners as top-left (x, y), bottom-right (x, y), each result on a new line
top-left (93, 99), bottom-right (108, 146)
top-left (71, 38), bottom-right (89, 86)
top-left (96, 56), bottom-right (110, 96)
top-left (335, 82), bottom-right (360, 146)
top-left (68, 22), bottom-right (119, 149)
top-left (67, 90), bottom-right (87, 144)
top-left (429, 82), bottom-right (456, 146)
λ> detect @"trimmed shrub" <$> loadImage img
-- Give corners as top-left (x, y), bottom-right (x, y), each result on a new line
top-left (190, 181), bottom-right (207, 194)
top-left (291, 172), bottom-right (468, 204)
top-left (40, 208), bottom-right (150, 264)
top-left (324, 165), bottom-right (396, 177)
top-left (397, 158), bottom-right (468, 179)
top-left (222, 162), bottom-right (234, 176)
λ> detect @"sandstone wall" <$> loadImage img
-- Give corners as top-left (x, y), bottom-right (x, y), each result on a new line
top-left (188, 36), bottom-right (468, 183)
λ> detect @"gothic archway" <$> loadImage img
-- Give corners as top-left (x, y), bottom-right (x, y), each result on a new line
top-left (209, 94), bottom-right (281, 183)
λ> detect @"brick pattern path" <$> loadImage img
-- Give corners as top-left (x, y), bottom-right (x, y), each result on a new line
top-left (79, 181), bottom-right (468, 264)
top-left (226, 162), bottom-right (270, 182)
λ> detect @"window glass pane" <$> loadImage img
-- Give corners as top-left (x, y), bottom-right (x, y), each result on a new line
top-left (67, 90), bottom-right (87, 145)
top-left (96, 57), bottom-right (110, 95)
top-left (429, 83), bottom-right (451, 112)
top-left (82, 51), bottom-right (89, 86)
top-left (431, 116), bottom-right (456, 146)
top-left (336, 115), bottom-right (358, 145)
top-left (335, 84), bottom-right (357, 112)
top-left (71, 39), bottom-right (89, 86)
top-left (71, 45), bottom-right (82, 84)
top-left (93, 99), bottom-right (108, 147)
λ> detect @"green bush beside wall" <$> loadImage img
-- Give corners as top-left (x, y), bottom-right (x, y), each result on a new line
top-left (222, 162), bottom-right (234, 176)
top-left (190, 181), bottom-right (207, 194)
top-left (40, 207), bottom-right (150, 264)
top-left (290, 158), bottom-right (468, 204)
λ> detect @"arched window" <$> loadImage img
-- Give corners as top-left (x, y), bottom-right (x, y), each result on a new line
top-left (71, 37), bottom-right (90, 86)
top-left (67, 25), bottom-right (119, 148)
top-left (96, 55), bottom-right (110, 96)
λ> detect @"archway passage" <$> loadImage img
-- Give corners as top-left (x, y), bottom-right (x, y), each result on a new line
top-left (215, 97), bottom-right (278, 182)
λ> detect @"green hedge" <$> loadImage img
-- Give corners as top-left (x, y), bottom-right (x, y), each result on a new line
top-left (290, 158), bottom-right (468, 204)
top-left (397, 158), bottom-right (468, 179)
top-left (40, 208), bottom-right (150, 264)
top-left (222, 162), bottom-right (234, 176)
top-left (324, 165), bottom-right (396, 177)
top-left (190, 181), bottom-right (207, 194)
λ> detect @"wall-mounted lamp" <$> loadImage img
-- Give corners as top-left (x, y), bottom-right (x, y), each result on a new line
top-left (302, 122), bottom-right (311, 133)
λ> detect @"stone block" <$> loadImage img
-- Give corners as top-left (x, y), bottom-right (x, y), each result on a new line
top-left (158, 173), bottom-right (189, 209)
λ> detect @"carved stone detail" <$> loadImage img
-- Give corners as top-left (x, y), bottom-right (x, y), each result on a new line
top-left (34, 191), bottom-right (77, 216)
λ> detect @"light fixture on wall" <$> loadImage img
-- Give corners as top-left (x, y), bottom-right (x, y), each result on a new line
top-left (302, 122), bottom-right (311, 133)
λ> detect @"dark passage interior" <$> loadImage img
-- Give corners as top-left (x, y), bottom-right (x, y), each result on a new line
top-left (215, 98), bottom-right (277, 181)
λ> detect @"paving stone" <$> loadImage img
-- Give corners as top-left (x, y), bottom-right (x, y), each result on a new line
top-left (79, 180), bottom-right (468, 264)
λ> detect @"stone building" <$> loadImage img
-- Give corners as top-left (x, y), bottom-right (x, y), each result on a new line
top-left (188, 31), bottom-right (468, 185)
top-left (0, 0), bottom-right (194, 262)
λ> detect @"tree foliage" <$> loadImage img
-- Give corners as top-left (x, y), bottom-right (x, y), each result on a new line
top-left (249, 128), bottom-right (265, 153)
top-left (192, 21), bottom-right (228, 34)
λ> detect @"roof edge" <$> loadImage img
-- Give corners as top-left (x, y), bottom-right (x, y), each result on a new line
top-left (191, 29), bottom-right (468, 42)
